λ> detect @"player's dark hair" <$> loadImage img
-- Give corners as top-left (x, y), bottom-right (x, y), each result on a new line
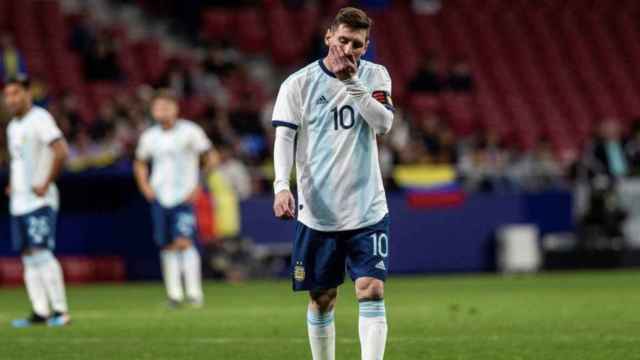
top-left (331, 7), bottom-right (373, 35)
top-left (151, 88), bottom-right (179, 104)
top-left (4, 74), bottom-right (31, 90)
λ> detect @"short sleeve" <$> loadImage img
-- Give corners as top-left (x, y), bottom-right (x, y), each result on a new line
top-left (37, 112), bottom-right (63, 144)
top-left (272, 78), bottom-right (301, 130)
top-left (136, 131), bottom-right (152, 161)
top-left (370, 66), bottom-right (394, 112)
top-left (192, 124), bottom-right (212, 153)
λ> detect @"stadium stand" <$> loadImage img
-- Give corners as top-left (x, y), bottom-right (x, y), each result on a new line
top-left (2, 0), bottom-right (640, 190)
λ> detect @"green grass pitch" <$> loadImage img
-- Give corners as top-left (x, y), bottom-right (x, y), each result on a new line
top-left (0, 271), bottom-right (639, 359)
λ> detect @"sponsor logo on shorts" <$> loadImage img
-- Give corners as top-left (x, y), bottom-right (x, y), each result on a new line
top-left (375, 260), bottom-right (386, 271)
top-left (294, 263), bottom-right (305, 282)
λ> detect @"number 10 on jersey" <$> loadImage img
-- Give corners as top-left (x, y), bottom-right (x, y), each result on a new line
top-left (331, 105), bottom-right (355, 130)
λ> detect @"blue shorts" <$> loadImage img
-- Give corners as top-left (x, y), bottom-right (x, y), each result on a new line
top-left (150, 202), bottom-right (197, 247)
top-left (292, 214), bottom-right (390, 292)
top-left (11, 206), bottom-right (57, 252)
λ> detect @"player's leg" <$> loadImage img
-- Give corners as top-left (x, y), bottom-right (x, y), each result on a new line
top-left (172, 206), bottom-right (202, 306)
top-left (346, 214), bottom-right (390, 360)
top-left (13, 245), bottom-right (50, 327)
top-left (153, 202), bottom-right (184, 304)
top-left (176, 237), bottom-right (203, 306)
top-left (10, 208), bottom-right (61, 327)
top-left (355, 277), bottom-right (387, 360)
top-left (293, 222), bottom-right (346, 360)
top-left (308, 288), bottom-right (338, 360)
top-left (32, 208), bottom-right (71, 327)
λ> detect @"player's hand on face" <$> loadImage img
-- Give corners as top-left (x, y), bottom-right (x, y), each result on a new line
top-left (329, 45), bottom-right (357, 81)
top-left (273, 190), bottom-right (296, 220)
top-left (32, 183), bottom-right (49, 197)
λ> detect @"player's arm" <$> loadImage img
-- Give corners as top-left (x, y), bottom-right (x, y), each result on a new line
top-left (271, 77), bottom-right (300, 220)
top-left (194, 126), bottom-right (218, 172)
top-left (133, 134), bottom-right (155, 202)
top-left (200, 149), bottom-right (219, 172)
top-left (133, 159), bottom-right (155, 202)
top-left (33, 113), bottom-right (69, 197)
top-left (273, 126), bottom-right (296, 219)
top-left (331, 46), bottom-right (394, 135)
top-left (34, 138), bottom-right (68, 196)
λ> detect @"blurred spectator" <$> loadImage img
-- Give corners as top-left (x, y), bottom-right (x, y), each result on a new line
top-left (458, 130), bottom-right (514, 192)
top-left (69, 9), bottom-right (97, 54)
top-left (217, 143), bottom-right (253, 200)
top-left (591, 119), bottom-right (630, 179)
top-left (415, 112), bottom-right (457, 164)
top-left (0, 34), bottom-right (26, 81)
top-left (446, 58), bottom-right (474, 92)
top-left (29, 75), bottom-right (51, 108)
top-left (83, 33), bottom-right (122, 82)
top-left (408, 53), bottom-right (443, 94)
top-left (508, 138), bottom-right (563, 191)
top-left (203, 42), bottom-right (238, 79)
top-left (158, 59), bottom-right (194, 98)
top-left (90, 102), bottom-right (118, 141)
top-left (67, 126), bottom-right (122, 172)
top-left (626, 118), bottom-right (640, 176)
top-left (412, 0), bottom-right (442, 14)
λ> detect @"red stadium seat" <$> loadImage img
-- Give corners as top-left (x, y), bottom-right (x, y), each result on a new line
top-left (201, 9), bottom-right (234, 42)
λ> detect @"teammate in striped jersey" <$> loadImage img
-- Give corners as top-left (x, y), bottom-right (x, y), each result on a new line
top-left (272, 7), bottom-right (393, 360)
top-left (134, 90), bottom-right (216, 308)
top-left (5, 75), bottom-right (71, 327)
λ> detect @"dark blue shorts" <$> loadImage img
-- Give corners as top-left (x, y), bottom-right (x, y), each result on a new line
top-left (292, 214), bottom-right (390, 292)
top-left (11, 206), bottom-right (57, 252)
top-left (150, 202), bottom-right (197, 247)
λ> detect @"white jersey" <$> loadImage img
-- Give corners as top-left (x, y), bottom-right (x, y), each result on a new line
top-left (136, 119), bottom-right (212, 208)
top-left (272, 60), bottom-right (392, 231)
top-left (7, 106), bottom-right (63, 215)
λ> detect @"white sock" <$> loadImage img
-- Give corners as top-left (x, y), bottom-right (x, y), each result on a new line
top-left (180, 246), bottom-right (203, 302)
top-left (38, 251), bottom-right (69, 314)
top-left (161, 250), bottom-right (184, 301)
top-left (22, 254), bottom-right (50, 317)
top-left (359, 300), bottom-right (388, 360)
top-left (307, 306), bottom-right (336, 360)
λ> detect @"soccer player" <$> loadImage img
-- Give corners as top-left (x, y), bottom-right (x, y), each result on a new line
top-left (272, 7), bottom-right (393, 360)
top-left (134, 90), bottom-right (215, 307)
top-left (4, 75), bottom-right (71, 327)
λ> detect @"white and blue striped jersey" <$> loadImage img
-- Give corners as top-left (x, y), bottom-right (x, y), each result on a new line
top-left (136, 119), bottom-right (212, 208)
top-left (272, 59), bottom-right (393, 231)
top-left (7, 106), bottom-right (63, 215)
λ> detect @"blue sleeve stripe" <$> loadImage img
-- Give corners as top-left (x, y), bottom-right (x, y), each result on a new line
top-left (384, 105), bottom-right (396, 113)
top-left (272, 120), bottom-right (298, 130)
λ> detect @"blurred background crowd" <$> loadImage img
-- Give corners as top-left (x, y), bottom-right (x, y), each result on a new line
top-left (2, 0), bottom-right (639, 198)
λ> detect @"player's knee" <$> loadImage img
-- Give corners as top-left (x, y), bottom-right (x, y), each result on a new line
top-left (356, 277), bottom-right (384, 301)
top-left (309, 288), bottom-right (337, 312)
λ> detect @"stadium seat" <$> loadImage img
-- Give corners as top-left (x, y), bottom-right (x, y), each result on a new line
top-left (201, 9), bottom-right (234, 42)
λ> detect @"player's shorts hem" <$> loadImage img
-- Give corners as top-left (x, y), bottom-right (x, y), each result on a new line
top-left (350, 272), bottom-right (387, 283)
top-left (297, 212), bottom-right (389, 233)
top-left (292, 280), bottom-right (345, 292)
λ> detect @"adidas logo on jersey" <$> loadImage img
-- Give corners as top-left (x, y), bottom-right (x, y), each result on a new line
top-left (375, 261), bottom-right (386, 271)
top-left (316, 95), bottom-right (328, 105)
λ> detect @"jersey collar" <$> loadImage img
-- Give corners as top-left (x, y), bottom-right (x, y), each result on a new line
top-left (318, 59), bottom-right (362, 79)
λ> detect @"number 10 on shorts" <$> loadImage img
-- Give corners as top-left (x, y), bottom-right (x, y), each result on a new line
top-left (371, 233), bottom-right (389, 258)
